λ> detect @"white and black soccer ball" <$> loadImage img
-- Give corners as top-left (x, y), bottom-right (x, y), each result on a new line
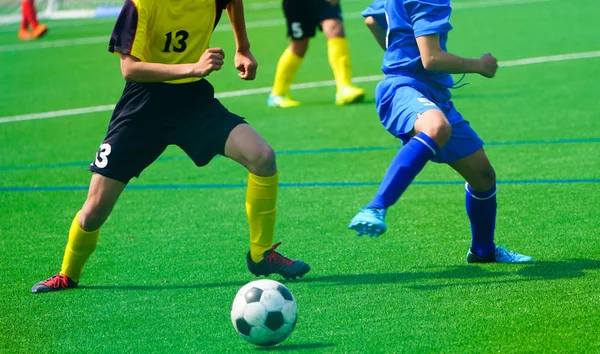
top-left (230, 279), bottom-right (297, 346)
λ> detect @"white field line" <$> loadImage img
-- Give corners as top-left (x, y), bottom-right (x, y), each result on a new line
top-left (0, 0), bottom-right (555, 53)
top-left (1, 50), bottom-right (598, 125)
top-left (500, 51), bottom-right (600, 66)
top-left (452, 0), bottom-right (553, 9)
top-left (0, 105), bottom-right (117, 124)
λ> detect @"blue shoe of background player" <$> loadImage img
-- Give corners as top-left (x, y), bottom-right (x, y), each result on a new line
top-left (348, 207), bottom-right (387, 237)
top-left (466, 246), bottom-right (533, 263)
top-left (267, 94), bottom-right (301, 108)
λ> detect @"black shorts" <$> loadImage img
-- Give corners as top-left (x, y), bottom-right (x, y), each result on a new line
top-left (283, 0), bottom-right (342, 40)
top-left (88, 79), bottom-right (246, 183)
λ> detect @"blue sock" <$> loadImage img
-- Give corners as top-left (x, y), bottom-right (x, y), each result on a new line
top-left (367, 132), bottom-right (440, 209)
top-left (466, 183), bottom-right (497, 257)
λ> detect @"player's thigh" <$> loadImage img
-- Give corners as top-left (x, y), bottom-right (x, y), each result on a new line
top-left (89, 85), bottom-right (169, 184)
top-left (434, 107), bottom-right (485, 165)
top-left (377, 85), bottom-right (445, 143)
top-left (320, 1), bottom-right (342, 21)
top-left (283, 0), bottom-right (319, 40)
top-left (448, 148), bottom-right (496, 191)
top-left (172, 97), bottom-right (248, 168)
top-left (320, 2), bottom-right (344, 37)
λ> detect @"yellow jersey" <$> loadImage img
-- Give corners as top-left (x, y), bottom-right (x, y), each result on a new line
top-left (108, 0), bottom-right (230, 83)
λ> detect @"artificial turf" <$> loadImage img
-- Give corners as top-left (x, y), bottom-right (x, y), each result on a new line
top-left (1, 0), bottom-right (599, 352)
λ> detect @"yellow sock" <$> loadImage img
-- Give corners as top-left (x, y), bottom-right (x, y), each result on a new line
top-left (246, 172), bottom-right (278, 263)
top-left (60, 211), bottom-right (100, 282)
top-left (327, 37), bottom-right (353, 90)
top-left (271, 48), bottom-right (303, 96)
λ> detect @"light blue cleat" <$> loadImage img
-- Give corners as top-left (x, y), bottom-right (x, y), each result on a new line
top-left (266, 94), bottom-right (301, 108)
top-left (466, 246), bottom-right (533, 263)
top-left (348, 207), bottom-right (387, 237)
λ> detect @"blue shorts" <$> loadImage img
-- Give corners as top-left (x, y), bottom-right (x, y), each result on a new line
top-left (375, 77), bottom-right (483, 164)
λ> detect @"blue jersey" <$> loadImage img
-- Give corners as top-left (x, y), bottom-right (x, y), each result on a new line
top-left (383, 0), bottom-right (454, 91)
top-left (361, 0), bottom-right (387, 31)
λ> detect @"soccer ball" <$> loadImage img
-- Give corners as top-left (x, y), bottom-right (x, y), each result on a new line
top-left (230, 279), bottom-right (297, 346)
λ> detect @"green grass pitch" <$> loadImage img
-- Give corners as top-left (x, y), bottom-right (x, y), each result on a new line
top-left (1, 0), bottom-right (599, 352)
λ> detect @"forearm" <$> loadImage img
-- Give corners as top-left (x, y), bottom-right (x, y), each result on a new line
top-left (226, 0), bottom-right (250, 52)
top-left (121, 58), bottom-right (196, 82)
top-left (421, 50), bottom-right (481, 74)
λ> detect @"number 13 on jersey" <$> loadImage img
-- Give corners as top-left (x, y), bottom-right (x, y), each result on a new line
top-left (163, 30), bottom-right (189, 53)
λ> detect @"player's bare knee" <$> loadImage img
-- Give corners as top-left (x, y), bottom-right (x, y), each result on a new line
top-left (424, 118), bottom-right (451, 146)
top-left (79, 199), bottom-right (110, 231)
top-left (289, 40), bottom-right (308, 57)
top-left (323, 19), bottom-right (344, 39)
top-left (469, 166), bottom-right (496, 191)
top-left (365, 16), bottom-right (376, 28)
top-left (248, 144), bottom-right (276, 176)
top-left (480, 165), bottom-right (497, 189)
top-left (78, 209), bottom-right (105, 231)
top-left (415, 111), bottom-right (451, 146)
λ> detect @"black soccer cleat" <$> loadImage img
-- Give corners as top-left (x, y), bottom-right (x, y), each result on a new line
top-left (31, 274), bottom-right (78, 294)
top-left (247, 242), bottom-right (310, 280)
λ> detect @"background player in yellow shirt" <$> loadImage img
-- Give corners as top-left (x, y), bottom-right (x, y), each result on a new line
top-left (31, 0), bottom-right (310, 293)
top-left (268, 0), bottom-right (365, 107)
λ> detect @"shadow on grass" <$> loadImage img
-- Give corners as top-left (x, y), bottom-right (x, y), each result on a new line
top-left (517, 259), bottom-right (600, 279)
top-left (80, 280), bottom-right (247, 291)
top-left (78, 259), bottom-right (600, 291)
top-left (255, 343), bottom-right (334, 351)
top-left (296, 265), bottom-right (510, 287)
top-left (296, 258), bottom-right (600, 289)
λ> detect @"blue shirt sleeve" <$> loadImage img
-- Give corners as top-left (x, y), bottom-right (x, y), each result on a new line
top-left (404, 0), bottom-right (452, 37)
top-left (361, 0), bottom-right (384, 17)
top-left (362, 0), bottom-right (387, 30)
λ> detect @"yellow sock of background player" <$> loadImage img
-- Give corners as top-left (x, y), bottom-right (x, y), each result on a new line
top-left (327, 37), bottom-right (353, 90)
top-left (246, 172), bottom-right (278, 263)
top-left (271, 48), bottom-right (303, 97)
top-left (60, 211), bottom-right (100, 282)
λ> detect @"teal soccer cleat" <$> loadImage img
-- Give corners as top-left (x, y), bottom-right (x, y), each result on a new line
top-left (266, 94), bottom-right (301, 108)
top-left (348, 207), bottom-right (387, 237)
top-left (466, 246), bottom-right (533, 263)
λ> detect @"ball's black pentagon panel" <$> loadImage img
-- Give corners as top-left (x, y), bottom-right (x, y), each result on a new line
top-left (264, 311), bottom-right (285, 331)
top-left (235, 318), bottom-right (252, 336)
top-left (244, 287), bottom-right (263, 303)
top-left (277, 285), bottom-right (294, 301)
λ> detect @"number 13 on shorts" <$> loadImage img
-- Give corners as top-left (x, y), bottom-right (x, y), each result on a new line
top-left (94, 143), bottom-right (112, 168)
